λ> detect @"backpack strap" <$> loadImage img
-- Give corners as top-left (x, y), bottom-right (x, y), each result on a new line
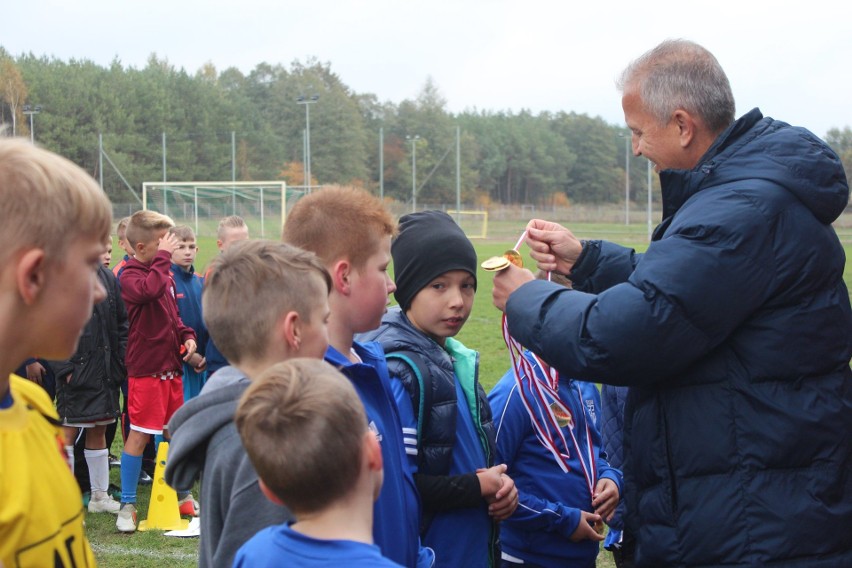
top-left (385, 350), bottom-right (431, 448)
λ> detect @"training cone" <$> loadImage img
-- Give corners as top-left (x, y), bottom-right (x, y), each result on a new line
top-left (138, 441), bottom-right (190, 531)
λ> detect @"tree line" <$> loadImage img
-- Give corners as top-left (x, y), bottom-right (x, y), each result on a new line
top-left (1, 49), bottom-right (849, 208)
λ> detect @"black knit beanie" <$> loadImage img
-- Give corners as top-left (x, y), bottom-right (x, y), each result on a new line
top-left (392, 210), bottom-right (478, 311)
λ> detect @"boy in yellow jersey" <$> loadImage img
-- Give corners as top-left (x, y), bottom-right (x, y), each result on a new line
top-left (0, 138), bottom-right (111, 567)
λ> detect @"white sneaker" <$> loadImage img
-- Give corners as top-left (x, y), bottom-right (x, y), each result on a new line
top-left (116, 503), bottom-right (137, 533)
top-left (88, 492), bottom-right (121, 514)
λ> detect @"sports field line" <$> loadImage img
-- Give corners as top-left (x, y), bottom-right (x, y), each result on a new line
top-left (90, 542), bottom-right (198, 561)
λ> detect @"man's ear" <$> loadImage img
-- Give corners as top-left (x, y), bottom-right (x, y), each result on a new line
top-left (672, 109), bottom-right (696, 148)
top-left (331, 259), bottom-right (352, 296)
top-left (16, 248), bottom-right (47, 305)
top-left (258, 478), bottom-right (285, 506)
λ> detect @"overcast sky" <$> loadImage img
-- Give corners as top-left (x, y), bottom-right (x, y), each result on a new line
top-left (3, 1), bottom-right (850, 137)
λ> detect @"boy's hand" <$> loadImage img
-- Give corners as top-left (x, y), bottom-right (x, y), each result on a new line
top-left (25, 361), bottom-right (46, 385)
top-left (158, 232), bottom-right (181, 255)
top-left (570, 510), bottom-right (605, 542)
top-left (476, 464), bottom-right (506, 499)
top-left (488, 471), bottom-right (519, 521)
top-left (592, 478), bottom-right (620, 522)
top-left (182, 339), bottom-right (197, 361)
top-left (193, 356), bottom-right (207, 373)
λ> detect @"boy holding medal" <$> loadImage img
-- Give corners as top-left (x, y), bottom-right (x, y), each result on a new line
top-left (361, 210), bottom-right (519, 568)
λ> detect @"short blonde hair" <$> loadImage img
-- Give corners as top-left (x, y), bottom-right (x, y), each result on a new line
top-left (125, 210), bottom-right (175, 249)
top-left (169, 225), bottom-right (196, 242)
top-left (235, 358), bottom-right (367, 513)
top-left (116, 217), bottom-right (131, 239)
top-left (0, 139), bottom-right (111, 266)
top-left (282, 186), bottom-right (395, 270)
top-left (217, 215), bottom-right (247, 240)
top-left (203, 240), bottom-right (331, 364)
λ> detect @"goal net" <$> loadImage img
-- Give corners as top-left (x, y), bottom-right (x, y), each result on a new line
top-left (142, 181), bottom-right (301, 239)
top-left (446, 210), bottom-right (488, 239)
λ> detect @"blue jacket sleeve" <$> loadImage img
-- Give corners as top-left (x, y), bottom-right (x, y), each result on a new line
top-left (570, 240), bottom-right (641, 293)
top-left (506, 203), bottom-right (776, 386)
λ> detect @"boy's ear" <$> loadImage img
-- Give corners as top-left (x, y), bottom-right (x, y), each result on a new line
top-left (258, 479), bottom-right (285, 506)
top-left (331, 259), bottom-right (352, 295)
top-left (279, 310), bottom-right (301, 352)
top-left (364, 429), bottom-right (383, 473)
top-left (16, 248), bottom-right (47, 305)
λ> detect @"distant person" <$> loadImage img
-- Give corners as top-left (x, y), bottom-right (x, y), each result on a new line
top-left (169, 225), bottom-right (208, 400)
top-left (233, 359), bottom-right (404, 568)
top-left (112, 215), bottom-right (133, 279)
top-left (0, 138), bottom-right (109, 566)
top-left (204, 215), bottom-right (250, 376)
top-left (49, 239), bottom-right (128, 515)
top-left (283, 186), bottom-right (433, 568)
top-left (492, 39), bottom-right (852, 566)
top-left (361, 210), bottom-right (517, 567)
top-left (117, 210), bottom-right (198, 533)
top-left (166, 240), bottom-right (332, 568)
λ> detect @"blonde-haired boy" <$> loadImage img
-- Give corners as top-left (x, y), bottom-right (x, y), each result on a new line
top-left (117, 209), bottom-right (198, 533)
top-left (166, 239), bottom-right (332, 568)
top-left (283, 186), bottom-right (431, 568)
top-left (0, 138), bottom-right (110, 566)
top-left (113, 215), bottom-right (133, 278)
top-left (233, 359), bottom-right (403, 567)
top-left (169, 225), bottom-right (207, 400)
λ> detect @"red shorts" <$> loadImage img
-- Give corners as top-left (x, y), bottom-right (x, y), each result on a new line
top-left (127, 373), bottom-right (184, 435)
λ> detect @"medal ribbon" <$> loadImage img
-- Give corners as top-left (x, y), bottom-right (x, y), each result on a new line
top-left (500, 229), bottom-right (597, 495)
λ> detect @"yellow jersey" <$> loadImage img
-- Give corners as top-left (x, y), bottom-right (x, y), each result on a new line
top-left (1, 374), bottom-right (96, 567)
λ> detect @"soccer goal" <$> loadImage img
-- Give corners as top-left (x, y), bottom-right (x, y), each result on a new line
top-left (142, 181), bottom-right (303, 239)
top-left (447, 210), bottom-right (488, 239)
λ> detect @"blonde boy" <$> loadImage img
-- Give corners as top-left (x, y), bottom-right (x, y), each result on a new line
top-left (233, 359), bottom-right (402, 567)
top-left (117, 210), bottom-right (198, 533)
top-left (0, 138), bottom-right (109, 566)
top-left (166, 240), bottom-right (331, 568)
top-left (169, 225), bottom-right (207, 400)
top-left (283, 186), bottom-right (431, 568)
top-left (112, 216), bottom-right (133, 277)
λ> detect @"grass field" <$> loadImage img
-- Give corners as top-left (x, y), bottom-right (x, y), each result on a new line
top-left (91, 219), bottom-right (852, 567)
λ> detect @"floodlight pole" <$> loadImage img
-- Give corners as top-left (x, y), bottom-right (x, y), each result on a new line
top-left (622, 133), bottom-right (631, 225)
top-left (297, 95), bottom-right (319, 191)
top-left (22, 105), bottom-right (41, 143)
top-left (407, 135), bottom-right (420, 213)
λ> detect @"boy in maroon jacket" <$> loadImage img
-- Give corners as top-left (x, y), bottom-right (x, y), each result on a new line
top-left (117, 210), bottom-right (197, 533)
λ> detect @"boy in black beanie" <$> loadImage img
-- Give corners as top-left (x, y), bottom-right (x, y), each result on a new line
top-left (360, 210), bottom-right (518, 568)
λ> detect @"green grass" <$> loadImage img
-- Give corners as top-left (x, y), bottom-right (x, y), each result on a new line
top-left (95, 221), bottom-right (850, 567)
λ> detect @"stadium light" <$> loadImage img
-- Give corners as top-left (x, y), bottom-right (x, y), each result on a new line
top-left (621, 132), bottom-right (631, 225)
top-left (406, 135), bottom-right (420, 213)
top-left (22, 104), bottom-right (42, 143)
top-left (296, 95), bottom-right (319, 191)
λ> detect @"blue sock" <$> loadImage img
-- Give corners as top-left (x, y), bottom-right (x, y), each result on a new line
top-left (154, 434), bottom-right (165, 450)
top-left (120, 452), bottom-right (143, 504)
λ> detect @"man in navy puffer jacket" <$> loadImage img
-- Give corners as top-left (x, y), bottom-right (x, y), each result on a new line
top-left (492, 39), bottom-right (852, 567)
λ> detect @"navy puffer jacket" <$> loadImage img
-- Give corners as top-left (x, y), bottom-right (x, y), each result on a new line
top-left (506, 109), bottom-right (852, 567)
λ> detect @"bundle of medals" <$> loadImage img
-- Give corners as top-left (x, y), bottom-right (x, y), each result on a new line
top-left (483, 231), bottom-right (600, 530)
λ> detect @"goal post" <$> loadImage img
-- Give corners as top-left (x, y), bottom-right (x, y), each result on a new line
top-left (446, 209), bottom-right (488, 239)
top-left (141, 181), bottom-right (301, 239)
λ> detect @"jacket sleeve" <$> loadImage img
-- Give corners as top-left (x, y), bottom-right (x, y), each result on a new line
top-left (506, 200), bottom-right (776, 386)
top-left (488, 373), bottom-right (583, 540)
top-left (388, 365), bottom-right (484, 511)
top-left (570, 240), bottom-right (642, 293)
top-left (119, 251), bottom-right (173, 304)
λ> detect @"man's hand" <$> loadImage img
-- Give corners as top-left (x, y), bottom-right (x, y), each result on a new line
top-left (592, 477), bottom-right (620, 522)
top-left (525, 219), bottom-right (583, 275)
top-left (491, 264), bottom-right (535, 312)
top-left (25, 361), bottom-right (46, 385)
top-left (158, 232), bottom-right (181, 255)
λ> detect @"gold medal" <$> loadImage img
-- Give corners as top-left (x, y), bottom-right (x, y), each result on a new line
top-left (504, 249), bottom-right (523, 268)
top-left (481, 256), bottom-right (511, 272)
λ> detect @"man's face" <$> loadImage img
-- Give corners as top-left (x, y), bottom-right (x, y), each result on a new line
top-left (622, 88), bottom-right (691, 173)
top-left (172, 239), bottom-right (198, 269)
